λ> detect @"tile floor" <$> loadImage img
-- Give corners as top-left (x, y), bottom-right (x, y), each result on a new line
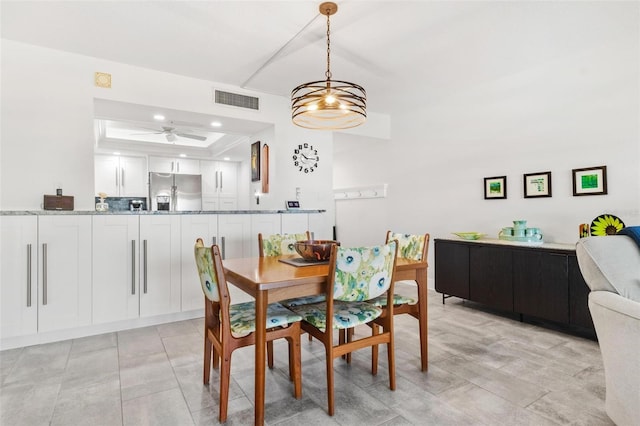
top-left (0, 287), bottom-right (611, 425)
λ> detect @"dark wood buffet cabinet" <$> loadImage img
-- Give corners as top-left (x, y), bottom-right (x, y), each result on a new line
top-left (435, 238), bottom-right (594, 333)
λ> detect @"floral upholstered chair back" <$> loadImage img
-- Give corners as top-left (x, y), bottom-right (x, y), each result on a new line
top-left (386, 231), bottom-right (429, 261)
top-left (194, 238), bottom-right (221, 302)
top-left (259, 232), bottom-right (310, 257)
top-left (333, 240), bottom-right (398, 302)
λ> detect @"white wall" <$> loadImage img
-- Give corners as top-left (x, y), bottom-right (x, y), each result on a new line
top-left (333, 2), bottom-right (640, 287)
top-left (0, 40), bottom-right (347, 219)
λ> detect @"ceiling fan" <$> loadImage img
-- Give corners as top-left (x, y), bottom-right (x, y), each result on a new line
top-left (132, 126), bottom-right (207, 142)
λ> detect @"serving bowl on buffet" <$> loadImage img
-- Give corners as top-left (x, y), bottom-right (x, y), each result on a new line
top-left (452, 232), bottom-right (485, 240)
top-left (294, 240), bottom-right (340, 261)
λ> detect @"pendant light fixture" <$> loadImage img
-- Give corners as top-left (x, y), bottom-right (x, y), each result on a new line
top-left (291, 2), bottom-right (366, 130)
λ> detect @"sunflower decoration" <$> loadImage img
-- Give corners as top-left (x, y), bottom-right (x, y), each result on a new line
top-left (590, 214), bottom-right (625, 236)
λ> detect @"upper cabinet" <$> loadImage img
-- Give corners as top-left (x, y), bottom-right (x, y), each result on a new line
top-left (201, 160), bottom-right (238, 211)
top-left (95, 154), bottom-right (147, 197)
top-left (200, 160), bottom-right (238, 197)
top-left (149, 156), bottom-right (200, 174)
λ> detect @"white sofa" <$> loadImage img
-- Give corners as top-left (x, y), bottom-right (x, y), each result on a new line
top-left (575, 235), bottom-right (640, 426)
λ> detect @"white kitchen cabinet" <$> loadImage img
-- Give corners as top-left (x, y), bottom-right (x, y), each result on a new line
top-left (1, 216), bottom-right (38, 339)
top-left (202, 195), bottom-right (238, 211)
top-left (201, 160), bottom-right (238, 211)
top-left (250, 214), bottom-right (281, 257)
top-left (149, 156), bottom-right (199, 174)
top-left (281, 213), bottom-right (309, 236)
top-left (92, 215), bottom-right (140, 324)
top-left (217, 214), bottom-right (251, 260)
top-left (37, 215), bottom-right (92, 333)
top-left (180, 214), bottom-right (217, 311)
top-left (139, 215), bottom-right (181, 317)
top-left (95, 154), bottom-right (147, 197)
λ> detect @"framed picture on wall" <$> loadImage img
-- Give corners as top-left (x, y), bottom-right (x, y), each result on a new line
top-left (251, 141), bottom-right (261, 182)
top-left (484, 176), bottom-right (507, 199)
top-left (523, 171), bottom-right (552, 198)
top-left (573, 165), bottom-right (607, 196)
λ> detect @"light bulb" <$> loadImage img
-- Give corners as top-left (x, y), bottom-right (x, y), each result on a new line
top-left (325, 94), bottom-right (336, 104)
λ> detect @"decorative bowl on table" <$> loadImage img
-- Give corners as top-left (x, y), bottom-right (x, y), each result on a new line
top-left (452, 232), bottom-right (485, 240)
top-left (294, 240), bottom-right (340, 261)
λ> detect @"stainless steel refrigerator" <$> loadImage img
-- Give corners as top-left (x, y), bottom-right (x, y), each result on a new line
top-left (148, 172), bottom-right (202, 211)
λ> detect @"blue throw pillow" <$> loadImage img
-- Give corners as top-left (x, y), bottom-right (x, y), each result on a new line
top-left (617, 226), bottom-right (640, 248)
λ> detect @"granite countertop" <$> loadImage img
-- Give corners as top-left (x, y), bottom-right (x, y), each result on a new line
top-left (438, 236), bottom-right (576, 251)
top-left (1, 209), bottom-right (325, 216)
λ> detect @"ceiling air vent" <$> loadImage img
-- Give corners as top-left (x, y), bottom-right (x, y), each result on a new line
top-left (214, 90), bottom-right (259, 110)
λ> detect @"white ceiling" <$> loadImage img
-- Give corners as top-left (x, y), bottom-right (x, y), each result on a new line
top-left (1, 1), bottom-right (616, 158)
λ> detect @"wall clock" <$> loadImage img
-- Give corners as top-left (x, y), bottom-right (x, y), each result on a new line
top-left (292, 143), bottom-right (319, 173)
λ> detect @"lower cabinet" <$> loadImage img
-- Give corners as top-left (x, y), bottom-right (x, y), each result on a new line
top-left (139, 215), bottom-right (182, 317)
top-left (37, 216), bottom-right (92, 333)
top-left (435, 238), bottom-right (594, 333)
top-left (470, 245), bottom-right (513, 311)
top-left (180, 214), bottom-right (217, 311)
top-left (1, 216), bottom-right (38, 338)
top-left (92, 215), bottom-right (140, 324)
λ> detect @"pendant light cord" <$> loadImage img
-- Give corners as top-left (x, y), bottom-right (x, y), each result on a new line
top-left (325, 9), bottom-right (332, 80)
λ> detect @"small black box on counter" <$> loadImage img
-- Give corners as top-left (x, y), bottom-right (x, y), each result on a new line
top-left (44, 195), bottom-right (74, 210)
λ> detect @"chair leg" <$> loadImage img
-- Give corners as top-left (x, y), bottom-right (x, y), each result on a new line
top-left (417, 283), bottom-right (428, 371)
top-left (218, 351), bottom-right (232, 423)
top-left (267, 340), bottom-right (274, 369)
top-left (203, 335), bottom-right (212, 384)
top-left (288, 333), bottom-right (302, 399)
top-left (371, 323), bottom-right (379, 376)
top-left (212, 322), bottom-right (220, 369)
top-left (325, 346), bottom-right (335, 416)
top-left (346, 328), bottom-right (353, 364)
top-left (387, 331), bottom-right (396, 391)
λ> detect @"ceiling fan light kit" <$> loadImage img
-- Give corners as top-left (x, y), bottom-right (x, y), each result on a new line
top-left (291, 2), bottom-right (367, 130)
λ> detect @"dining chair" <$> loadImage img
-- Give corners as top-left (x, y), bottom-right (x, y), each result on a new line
top-left (258, 231), bottom-right (310, 257)
top-left (194, 239), bottom-right (303, 423)
top-left (289, 241), bottom-right (398, 416)
top-left (368, 231), bottom-right (430, 373)
top-left (258, 231), bottom-right (322, 357)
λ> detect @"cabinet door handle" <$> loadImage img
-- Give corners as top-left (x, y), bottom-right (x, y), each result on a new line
top-left (131, 240), bottom-right (136, 295)
top-left (219, 171), bottom-right (223, 190)
top-left (143, 239), bottom-right (148, 294)
top-left (177, 162), bottom-right (180, 173)
top-left (115, 167), bottom-right (119, 187)
top-left (215, 171), bottom-right (219, 190)
top-left (212, 236), bottom-right (216, 246)
top-left (27, 244), bottom-right (32, 307)
top-left (221, 236), bottom-right (226, 259)
top-left (121, 168), bottom-right (125, 188)
top-left (42, 243), bottom-right (48, 305)
top-left (171, 161), bottom-right (174, 173)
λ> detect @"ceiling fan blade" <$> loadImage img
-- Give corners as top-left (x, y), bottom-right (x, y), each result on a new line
top-left (176, 133), bottom-right (207, 141)
top-left (130, 131), bottom-right (163, 135)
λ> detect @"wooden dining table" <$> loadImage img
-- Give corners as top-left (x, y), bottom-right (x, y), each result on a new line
top-left (222, 254), bottom-right (428, 426)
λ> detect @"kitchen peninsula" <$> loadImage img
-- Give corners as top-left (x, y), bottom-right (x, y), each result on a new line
top-left (0, 209), bottom-right (326, 350)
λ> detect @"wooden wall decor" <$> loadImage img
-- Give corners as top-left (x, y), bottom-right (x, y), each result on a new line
top-left (261, 144), bottom-right (269, 193)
